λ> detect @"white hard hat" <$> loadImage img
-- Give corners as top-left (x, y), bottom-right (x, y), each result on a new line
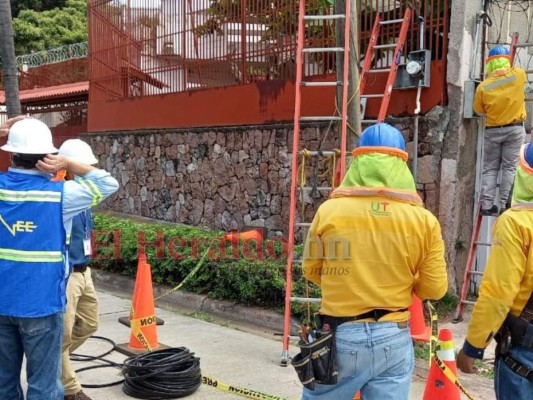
top-left (58, 139), bottom-right (98, 165)
top-left (1, 119), bottom-right (58, 154)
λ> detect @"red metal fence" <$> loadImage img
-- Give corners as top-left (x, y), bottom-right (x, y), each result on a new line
top-left (89, 0), bottom-right (449, 102)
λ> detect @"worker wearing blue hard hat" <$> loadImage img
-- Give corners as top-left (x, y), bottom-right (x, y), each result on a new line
top-left (298, 122), bottom-right (447, 399)
top-left (473, 45), bottom-right (527, 216)
top-left (458, 141), bottom-right (533, 399)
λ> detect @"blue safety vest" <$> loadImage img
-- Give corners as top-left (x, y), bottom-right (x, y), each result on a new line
top-left (0, 171), bottom-right (66, 317)
top-left (69, 210), bottom-right (93, 267)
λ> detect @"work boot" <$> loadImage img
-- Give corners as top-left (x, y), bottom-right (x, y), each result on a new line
top-left (64, 391), bottom-right (93, 400)
top-left (481, 205), bottom-right (499, 216)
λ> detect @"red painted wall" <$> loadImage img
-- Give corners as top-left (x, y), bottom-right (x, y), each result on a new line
top-left (88, 62), bottom-right (445, 132)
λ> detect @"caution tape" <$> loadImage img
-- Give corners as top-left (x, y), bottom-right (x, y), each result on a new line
top-left (130, 312), bottom-right (155, 352)
top-left (424, 301), bottom-right (476, 400)
top-left (155, 247), bottom-right (211, 301)
top-left (202, 376), bottom-right (289, 400)
top-left (434, 355), bottom-right (475, 400)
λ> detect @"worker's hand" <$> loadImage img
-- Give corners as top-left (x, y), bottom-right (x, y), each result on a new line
top-left (0, 115), bottom-right (30, 137)
top-left (457, 350), bottom-right (477, 374)
top-left (36, 154), bottom-right (70, 174)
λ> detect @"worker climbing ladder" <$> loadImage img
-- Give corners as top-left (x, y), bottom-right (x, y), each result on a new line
top-left (281, 4), bottom-right (413, 366)
top-left (454, 32), bottom-right (533, 322)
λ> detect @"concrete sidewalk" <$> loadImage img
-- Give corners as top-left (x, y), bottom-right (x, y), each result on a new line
top-left (62, 290), bottom-right (495, 400)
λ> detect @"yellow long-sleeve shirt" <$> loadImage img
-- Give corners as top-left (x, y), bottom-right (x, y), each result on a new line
top-left (473, 67), bottom-right (526, 126)
top-left (302, 196), bottom-right (448, 322)
top-left (465, 209), bottom-right (533, 353)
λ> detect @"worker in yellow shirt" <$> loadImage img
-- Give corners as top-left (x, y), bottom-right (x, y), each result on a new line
top-left (473, 45), bottom-right (527, 216)
top-left (301, 123), bottom-right (448, 400)
top-left (457, 143), bottom-right (533, 399)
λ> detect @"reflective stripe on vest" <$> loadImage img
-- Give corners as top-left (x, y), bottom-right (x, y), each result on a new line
top-left (0, 248), bottom-right (63, 262)
top-left (0, 189), bottom-right (61, 202)
top-left (330, 186), bottom-right (423, 206)
top-left (511, 202), bottom-right (533, 210)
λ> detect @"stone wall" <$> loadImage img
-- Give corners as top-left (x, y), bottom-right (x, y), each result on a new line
top-left (86, 118), bottom-right (446, 240)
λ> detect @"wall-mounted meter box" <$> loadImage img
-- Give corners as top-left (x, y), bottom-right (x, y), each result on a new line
top-left (464, 80), bottom-right (481, 119)
top-left (394, 50), bottom-right (431, 90)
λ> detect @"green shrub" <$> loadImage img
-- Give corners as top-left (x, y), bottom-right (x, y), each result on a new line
top-left (91, 214), bottom-right (320, 319)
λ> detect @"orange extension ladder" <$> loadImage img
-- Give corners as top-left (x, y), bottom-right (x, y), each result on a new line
top-left (360, 8), bottom-right (412, 123)
top-left (281, 4), bottom-right (414, 367)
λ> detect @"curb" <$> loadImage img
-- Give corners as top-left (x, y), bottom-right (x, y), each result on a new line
top-left (92, 269), bottom-right (294, 334)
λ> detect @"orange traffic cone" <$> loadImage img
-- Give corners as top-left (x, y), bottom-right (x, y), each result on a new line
top-left (353, 391), bottom-right (362, 399)
top-left (409, 295), bottom-right (431, 342)
top-left (116, 255), bottom-right (168, 356)
top-left (423, 329), bottom-right (460, 400)
top-left (223, 228), bottom-right (263, 242)
top-left (118, 253), bottom-right (164, 327)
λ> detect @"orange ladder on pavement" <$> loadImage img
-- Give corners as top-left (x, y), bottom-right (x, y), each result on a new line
top-left (281, 4), bottom-right (415, 366)
top-left (453, 208), bottom-right (494, 322)
top-left (280, 0), bottom-right (351, 367)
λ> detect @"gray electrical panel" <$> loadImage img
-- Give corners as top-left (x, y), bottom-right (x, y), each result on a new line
top-left (464, 80), bottom-right (481, 119)
top-left (394, 50), bottom-right (431, 90)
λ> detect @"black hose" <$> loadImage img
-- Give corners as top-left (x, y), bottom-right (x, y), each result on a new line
top-left (122, 348), bottom-right (202, 399)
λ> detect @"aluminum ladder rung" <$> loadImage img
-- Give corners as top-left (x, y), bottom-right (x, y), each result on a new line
top-left (362, 119), bottom-right (378, 124)
top-left (292, 258), bottom-right (302, 263)
top-left (298, 150), bottom-right (338, 156)
top-left (304, 14), bottom-right (345, 21)
top-left (303, 47), bottom-right (344, 53)
top-left (301, 81), bottom-right (342, 87)
top-left (361, 94), bottom-right (385, 99)
top-left (298, 186), bottom-right (332, 191)
top-left (290, 297), bottom-right (321, 303)
top-left (373, 43), bottom-right (397, 50)
top-left (474, 241), bottom-right (492, 246)
top-left (300, 116), bottom-right (342, 122)
top-left (467, 271), bottom-right (484, 276)
top-left (380, 18), bottom-right (405, 25)
top-left (461, 300), bottom-right (477, 306)
top-left (368, 68), bottom-right (392, 73)
top-left (295, 222), bottom-right (312, 227)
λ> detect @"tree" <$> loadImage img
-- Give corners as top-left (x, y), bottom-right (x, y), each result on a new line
top-left (0, 0), bottom-right (22, 117)
top-left (9, 0), bottom-right (66, 18)
top-left (12, 0), bottom-right (86, 54)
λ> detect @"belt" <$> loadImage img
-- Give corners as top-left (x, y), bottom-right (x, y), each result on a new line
top-left (486, 122), bottom-right (524, 129)
top-left (322, 309), bottom-right (408, 329)
top-left (72, 264), bottom-right (88, 273)
top-left (501, 354), bottom-right (533, 382)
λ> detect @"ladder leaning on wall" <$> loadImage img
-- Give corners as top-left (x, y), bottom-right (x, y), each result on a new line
top-left (281, 3), bottom-right (413, 366)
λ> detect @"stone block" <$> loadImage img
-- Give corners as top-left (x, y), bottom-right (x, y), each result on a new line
top-left (417, 155), bottom-right (436, 184)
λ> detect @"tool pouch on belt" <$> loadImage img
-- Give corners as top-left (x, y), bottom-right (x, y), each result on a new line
top-left (291, 331), bottom-right (338, 390)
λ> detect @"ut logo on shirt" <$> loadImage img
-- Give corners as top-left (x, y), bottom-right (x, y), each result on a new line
top-left (370, 201), bottom-right (391, 216)
top-left (0, 214), bottom-right (38, 236)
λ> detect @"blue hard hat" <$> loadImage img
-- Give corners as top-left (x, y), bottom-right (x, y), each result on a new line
top-left (357, 123), bottom-right (406, 151)
top-left (488, 46), bottom-right (510, 57)
top-left (525, 143), bottom-right (533, 168)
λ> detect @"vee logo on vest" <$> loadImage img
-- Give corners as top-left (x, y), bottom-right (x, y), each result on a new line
top-left (0, 214), bottom-right (38, 236)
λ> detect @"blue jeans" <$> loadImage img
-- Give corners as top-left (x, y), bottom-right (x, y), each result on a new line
top-left (302, 322), bottom-right (414, 400)
top-left (494, 346), bottom-right (533, 400)
top-left (0, 313), bottom-right (64, 400)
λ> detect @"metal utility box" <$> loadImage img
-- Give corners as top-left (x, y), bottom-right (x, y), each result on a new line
top-left (394, 50), bottom-right (431, 90)
top-left (464, 80), bottom-right (481, 119)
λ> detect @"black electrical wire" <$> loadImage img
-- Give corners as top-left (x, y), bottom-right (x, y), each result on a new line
top-left (122, 348), bottom-right (202, 399)
top-left (71, 337), bottom-right (202, 397)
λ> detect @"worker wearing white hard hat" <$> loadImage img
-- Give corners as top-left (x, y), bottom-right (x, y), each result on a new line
top-left (57, 139), bottom-right (100, 400)
top-left (0, 117), bottom-right (119, 400)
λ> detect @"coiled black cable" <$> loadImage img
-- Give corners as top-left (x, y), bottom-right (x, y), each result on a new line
top-left (122, 347), bottom-right (202, 399)
top-left (72, 337), bottom-right (202, 397)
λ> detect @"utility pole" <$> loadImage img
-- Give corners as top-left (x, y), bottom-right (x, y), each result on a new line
top-left (335, 0), bottom-right (361, 149)
top-left (0, 0), bottom-right (21, 117)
